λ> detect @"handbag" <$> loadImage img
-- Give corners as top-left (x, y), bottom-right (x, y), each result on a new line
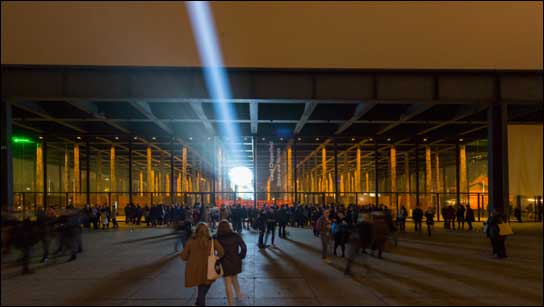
top-left (207, 240), bottom-right (223, 281)
top-left (498, 223), bottom-right (514, 236)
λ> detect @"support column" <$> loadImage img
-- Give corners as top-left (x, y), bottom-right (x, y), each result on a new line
top-left (43, 140), bottom-right (48, 209)
top-left (86, 141), bottom-right (90, 206)
top-left (1, 101), bottom-right (13, 210)
top-left (294, 138), bottom-right (298, 204)
top-left (147, 145), bottom-right (153, 195)
top-left (170, 141), bottom-right (175, 204)
top-left (334, 140), bottom-right (339, 204)
top-left (322, 146), bottom-right (327, 197)
top-left (404, 152), bottom-right (410, 207)
top-left (356, 146), bottom-right (361, 192)
top-left (253, 136), bottom-right (257, 208)
top-left (129, 140), bottom-right (133, 205)
top-left (374, 139), bottom-right (379, 207)
top-left (110, 145), bottom-right (116, 196)
top-left (456, 142), bottom-right (460, 206)
top-left (488, 102), bottom-right (509, 213)
top-left (74, 143), bottom-right (80, 206)
top-left (459, 144), bottom-right (468, 200)
top-left (36, 141), bottom-right (44, 208)
top-left (390, 145), bottom-right (397, 207)
top-left (415, 141), bottom-right (420, 208)
top-left (287, 144), bottom-right (293, 203)
top-left (426, 145), bottom-right (432, 206)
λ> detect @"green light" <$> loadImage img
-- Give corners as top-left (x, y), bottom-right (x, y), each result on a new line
top-left (11, 136), bottom-right (35, 144)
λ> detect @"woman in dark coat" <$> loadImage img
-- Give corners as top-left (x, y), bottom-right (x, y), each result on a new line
top-left (216, 220), bottom-right (247, 306)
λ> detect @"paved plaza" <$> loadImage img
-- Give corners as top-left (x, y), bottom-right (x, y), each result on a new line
top-left (2, 222), bottom-right (543, 306)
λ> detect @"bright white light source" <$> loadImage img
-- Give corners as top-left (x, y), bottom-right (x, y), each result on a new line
top-left (228, 166), bottom-right (253, 187)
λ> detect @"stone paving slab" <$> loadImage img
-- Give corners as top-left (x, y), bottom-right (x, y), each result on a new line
top-left (2, 222), bottom-right (542, 306)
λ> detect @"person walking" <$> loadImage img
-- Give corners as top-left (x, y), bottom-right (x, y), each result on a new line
top-left (216, 221), bottom-right (247, 306)
top-left (277, 206), bottom-right (289, 239)
top-left (317, 210), bottom-right (332, 263)
top-left (333, 218), bottom-right (350, 257)
top-left (412, 205), bottom-right (423, 232)
top-left (466, 206), bottom-right (475, 231)
top-left (425, 207), bottom-right (435, 237)
top-left (181, 223), bottom-right (225, 306)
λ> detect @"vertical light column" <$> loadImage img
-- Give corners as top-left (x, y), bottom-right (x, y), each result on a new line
top-left (342, 153), bottom-right (348, 196)
top-left (74, 144), bottom-right (80, 205)
top-left (139, 170), bottom-right (144, 197)
top-left (97, 152), bottom-right (102, 195)
top-left (404, 152), bottom-right (410, 207)
top-left (110, 145), bottom-right (116, 194)
top-left (356, 147), bottom-right (361, 192)
top-left (287, 146), bottom-right (292, 201)
top-left (159, 153), bottom-right (164, 197)
top-left (460, 144), bottom-right (468, 194)
top-left (64, 149), bottom-right (69, 195)
top-left (365, 172), bottom-right (370, 193)
top-left (36, 142), bottom-right (43, 207)
top-left (182, 147), bottom-right (187, 192)
top-left (322, 147), bottom-right (327, 194)
top-left (147, 146), bottom-right (153, 194)
top-left (166, 174), bottom-right (170, 196)
top-left (425, 145), bottom-right (432, 206)
top-left (390, 145), bottom-right (397, 193)
top-left (266, 178), bottom-right (271, 202)
top-left (177, 173), bottom-right (181, 197)
top-left (435, 152), bottom-right (441, 193)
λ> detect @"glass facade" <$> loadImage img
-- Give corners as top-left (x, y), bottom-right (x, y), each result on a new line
top-left (10, 134), bottom-right (540, 221)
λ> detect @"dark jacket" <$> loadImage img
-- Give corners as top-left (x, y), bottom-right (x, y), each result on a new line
top-left (217, 232), bottom-right (247, 276)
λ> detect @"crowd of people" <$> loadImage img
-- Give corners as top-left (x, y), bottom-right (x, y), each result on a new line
top-left (2, 197), bottom-right (541, 306)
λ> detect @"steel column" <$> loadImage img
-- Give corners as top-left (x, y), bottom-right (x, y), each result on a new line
top-left (487, 102), bottom-right (509, 214)
top-left (129, 140), bottom-right (133, 205)
top-left (1, 101), bottom-right (13, 210)
top-left (85, 140), bottom-right (90, 205)
top-left (375, 139), bottom-right (379, 207)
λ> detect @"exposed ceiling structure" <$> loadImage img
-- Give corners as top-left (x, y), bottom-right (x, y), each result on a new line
top-left (2, 66), bottom-right (543, 186)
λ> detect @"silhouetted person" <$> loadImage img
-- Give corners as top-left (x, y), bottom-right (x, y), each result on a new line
top-left (466, 206), bottom-right (475, 231)
top-left (425, 207), bottom-right (435, 237)
top-left (413, 205), bottom-right (423, 232)
top-left (457, 204), bottom-right (466, 230)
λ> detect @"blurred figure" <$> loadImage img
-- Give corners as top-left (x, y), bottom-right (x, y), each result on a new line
top-left (425, 207), bottom-right (435, 237)
top-left (397, 206), bottom-right (407, 233)
top-left (457, 204), bottom-right (466, 230)
top-left (174, 217), bottom-right (193, 253)
top-left (14, 217), bottom-right (38, 274)
top-left (317, 209), bottom-right (332, 263)
top-left (466, 206), bottom-right (475, 231)
top-left (333, 218), bottom-right (350, 257)
top-left (370, 211), bottom-right (389, 259)
top-left (412, 205), bottom-right (423, 232)
top-left (277, 206), bottom-right (289, 239)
